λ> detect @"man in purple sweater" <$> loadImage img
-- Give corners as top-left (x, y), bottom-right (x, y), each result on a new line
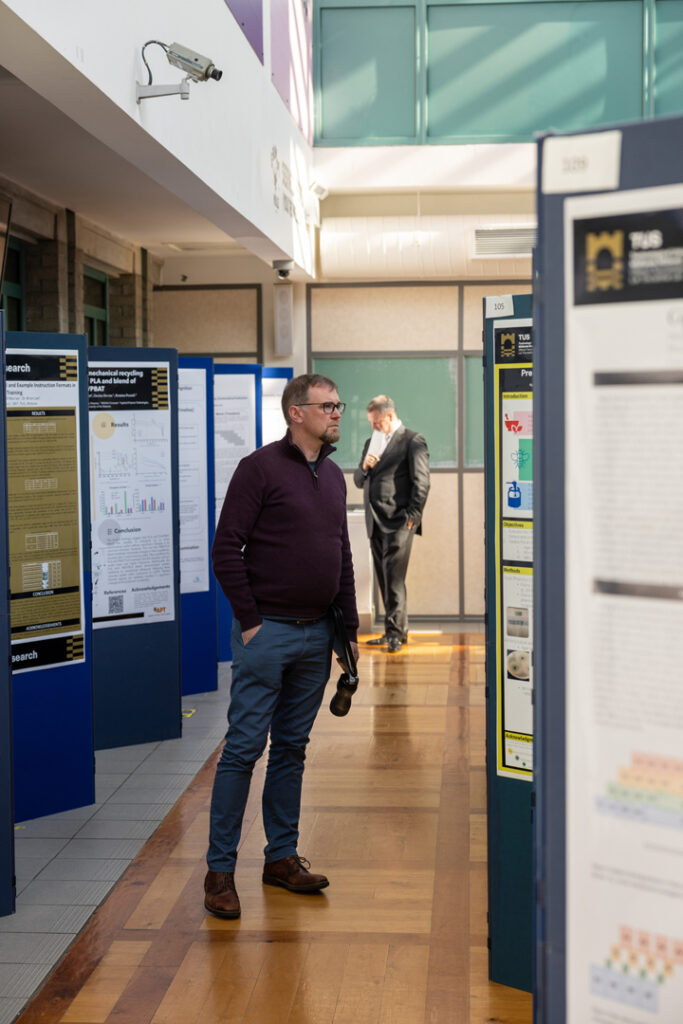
top-left (204, 374), bottom-right (359, 919)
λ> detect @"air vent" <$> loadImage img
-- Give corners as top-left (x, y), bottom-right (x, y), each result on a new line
top-left (474, 226), bottom-right (536, 258)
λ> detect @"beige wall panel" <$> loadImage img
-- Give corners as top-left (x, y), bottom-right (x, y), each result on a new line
top-left (463, 472), bottom-right (485, 616)
top-left (345, 472), bottom-right (460, 618)
top-left (312, 286), bottom-right (458, 353)
top-left (152, 288), bottom-right (258, 353)
top-left (462, 283), bottom-right (532, 351)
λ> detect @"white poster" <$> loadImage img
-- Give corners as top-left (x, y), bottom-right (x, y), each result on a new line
top-left (565, 185), bottom-right (683, 1024)
top-left (89, 362), bottom-right (175, 629)
top-left (178, 368), bottom-right (210, 594)
top-left (5, 348), bottom-right (85, 671)
top-left (261, 374), bottom-right (289, 446)
top-left (214, 371), bottom-right (256, 525)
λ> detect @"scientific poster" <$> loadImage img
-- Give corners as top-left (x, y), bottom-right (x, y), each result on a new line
top-left (5, 348), bottom-right (85, 672)
top-left (565, 186), bottom-right (683, 1023)
top-left (178, 368), bottom-right (210, 594)
top-left (493, 320), bottom-right (534, 778)
top-left (89, 361), bottom-right (175, 629)
top-left (214, 371), bottom-right (256, 524)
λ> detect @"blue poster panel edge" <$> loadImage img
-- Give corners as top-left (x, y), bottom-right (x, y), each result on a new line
top-left (178, 357), bottom-right (217, 696)
top-left (483, 295), bottom-right (534, 992)
top-left (0, 312), bottom-right (15, 914)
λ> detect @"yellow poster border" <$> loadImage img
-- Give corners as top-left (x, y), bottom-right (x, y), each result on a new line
top-left (494, 360), bottom-right (534, 780)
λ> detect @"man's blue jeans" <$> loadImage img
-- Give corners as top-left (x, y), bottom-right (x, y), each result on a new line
top-left (207, 616), bottom-right (334, 872)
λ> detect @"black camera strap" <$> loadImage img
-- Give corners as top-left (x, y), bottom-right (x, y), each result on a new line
top-left (330, 605), bottom-right (358, 678)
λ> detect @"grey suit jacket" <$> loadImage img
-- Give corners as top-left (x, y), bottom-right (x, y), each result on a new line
top-left (353, 426), bottom-right (430, 538)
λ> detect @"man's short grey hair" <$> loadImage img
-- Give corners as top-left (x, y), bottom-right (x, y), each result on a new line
top-left (366, 395), bottom-right (395, 415)
top-left (282, 373), bottom-right (337, 425)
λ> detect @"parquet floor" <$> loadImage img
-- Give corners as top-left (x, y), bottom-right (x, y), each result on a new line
top-left (15, 634), bottom-right (532, 1024)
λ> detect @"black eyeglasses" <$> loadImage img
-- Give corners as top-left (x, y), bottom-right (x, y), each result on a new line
top-left (297, 401), bottom-right (346, 414)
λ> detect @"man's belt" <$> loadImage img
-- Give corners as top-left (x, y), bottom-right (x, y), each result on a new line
top-left (263, 614), bottom-right (328, 626)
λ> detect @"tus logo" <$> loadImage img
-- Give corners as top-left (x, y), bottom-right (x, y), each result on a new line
top-left (499, 333), bottom-right (516, 358)
top-left (586, 230), bottom-right (624, 292)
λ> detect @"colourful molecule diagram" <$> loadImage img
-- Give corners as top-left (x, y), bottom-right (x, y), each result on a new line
top-left (596, 752), bottom-right (683, 830)
top-left (590, 926), bottom-right (683, 1013)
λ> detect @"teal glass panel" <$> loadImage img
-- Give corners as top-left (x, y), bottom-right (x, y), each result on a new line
top-left (320, 7), bottom-right (416, 140)
top-left (427, 2), bottom-right (643, 141)
top-left (312, 356), bottom-right (457, 468)
top-left (655, 1), bottom-right (683, 115)
top-left (465, 355), bottom-right (484, 467)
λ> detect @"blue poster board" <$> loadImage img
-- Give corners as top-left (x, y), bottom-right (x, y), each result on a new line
top-left (0, 312), bottom-right (15, 915)
top-left (483, 294), bottom-right (534, 992)
top-left (535, 116), bottom-right (683, 1024)
top-left (178, 357), bottom-right (217, 695)
top-left (6, 332), bottom-right (95, 822)
top-left (89, 348), bottom-right (181, 749)
top-left (213, 364), bottom-right (262, 663)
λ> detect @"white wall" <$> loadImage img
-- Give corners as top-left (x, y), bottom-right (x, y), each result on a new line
top-left (159, 252), bottom-right (308, 373)
top-left (0, 0), bottom-right (315, 273)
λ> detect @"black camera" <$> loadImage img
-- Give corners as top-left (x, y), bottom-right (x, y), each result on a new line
top-left (329, 605), bottom-right (359, 717)
top-left (329, 665), bottom-right (359, 717)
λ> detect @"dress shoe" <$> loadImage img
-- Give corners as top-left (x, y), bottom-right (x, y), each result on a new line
top-left (204, 870), bottom-right (241, 918)
top-left (366, 634), bottom-right (388, 646)
top-left (387, 636), bottom-right (403, 653)
top-left (262, 855), bottom-right (329, 892)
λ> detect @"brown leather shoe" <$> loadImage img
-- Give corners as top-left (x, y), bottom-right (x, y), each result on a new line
top-left (204, 870), bottom-right (241, 918)
top-left (262, 855), bottom-right (329, 893)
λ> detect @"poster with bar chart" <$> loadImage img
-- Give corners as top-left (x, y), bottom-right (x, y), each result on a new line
top-left (88, 361), bottom-right (175, 629)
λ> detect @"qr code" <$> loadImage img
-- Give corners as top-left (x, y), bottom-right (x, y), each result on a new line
top-left (108, 595), bottom-right (124, 615)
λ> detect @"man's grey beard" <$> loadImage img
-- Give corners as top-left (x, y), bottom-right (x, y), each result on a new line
top-left (321, 425), bottom-right (340, 444)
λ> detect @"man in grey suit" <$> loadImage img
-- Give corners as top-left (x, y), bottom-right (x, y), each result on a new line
top-left (353, 396), bottom-right (430, 653)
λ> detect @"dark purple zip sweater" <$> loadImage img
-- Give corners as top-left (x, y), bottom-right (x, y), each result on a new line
top-left (212, 432), bottom-right (358, 640)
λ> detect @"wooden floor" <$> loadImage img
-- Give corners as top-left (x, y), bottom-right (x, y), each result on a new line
top-left (16, 633), bottom-right (532, 1024)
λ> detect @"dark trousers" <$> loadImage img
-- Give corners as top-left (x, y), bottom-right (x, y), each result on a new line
top-left (207, 616), bottom-right (334, 872)
top-left (370, 524), bottom-right (414, 640)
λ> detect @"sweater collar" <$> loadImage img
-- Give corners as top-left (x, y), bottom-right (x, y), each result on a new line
top-left (282, 430), bottom-right (336, 464)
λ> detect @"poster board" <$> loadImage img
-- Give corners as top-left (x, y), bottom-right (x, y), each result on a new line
top-left (6, 332), bottom-right (94, 821)
top-left (536, 116), bottom-right (683, 1024)
top-left (484, 295), bottom-right (534, 991)
top-left (178, 357), bottom-right (217, 695)
top-left (88, 348), bottom-right (181, 748)
top-left (0, 312), bottom-right (15, 916)
top-left (213, 364), bottom-right (261, 662)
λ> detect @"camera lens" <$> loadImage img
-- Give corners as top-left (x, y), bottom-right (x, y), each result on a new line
top-left (210, 67), bottom-right (223, 81)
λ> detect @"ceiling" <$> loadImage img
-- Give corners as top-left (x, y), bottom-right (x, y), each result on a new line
top-left (0, 65), bottom-right (244, 258)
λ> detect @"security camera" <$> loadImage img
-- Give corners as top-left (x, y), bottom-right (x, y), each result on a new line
top-left (166, 42), bottom-right (223, 82)
top-left (137, 40), bottom-right (223, 102)
top-left (273, 259), bottom-right (294, 279)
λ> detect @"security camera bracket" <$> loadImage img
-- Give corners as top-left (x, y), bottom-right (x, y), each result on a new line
top-left (136, 79), bottom-right (191, 103)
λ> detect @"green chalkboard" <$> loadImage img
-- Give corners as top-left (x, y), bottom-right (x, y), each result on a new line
top-left (312, 356), bottom-right (457, 469)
